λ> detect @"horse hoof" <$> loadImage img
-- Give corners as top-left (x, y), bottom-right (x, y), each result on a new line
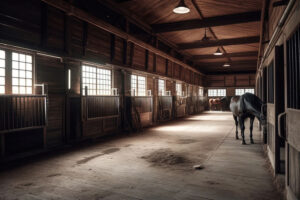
top-left (242, 141), bottom-right (246, 145)
top-left (236, 137), bottom-right (239, 140)
top-left (251, 140), bottom-right (254, 144)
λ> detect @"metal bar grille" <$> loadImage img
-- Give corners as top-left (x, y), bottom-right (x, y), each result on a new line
top-left (286, 26), bottom-right (300, 109)
top-left (0, 95), bottom-right (46, 131)
top-left (85, 96), bottom-right (120, 120)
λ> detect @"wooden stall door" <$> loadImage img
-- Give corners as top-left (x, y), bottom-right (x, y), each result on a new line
top-left (274, 45), bottom-right (285, 174)
top-left (284, 27), bottom-right (300, 200)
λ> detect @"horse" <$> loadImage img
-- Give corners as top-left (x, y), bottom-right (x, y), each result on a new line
top-left (209, 97), bottom-right (227, 110)
top-left (230, 93), bottom-right (266, 144)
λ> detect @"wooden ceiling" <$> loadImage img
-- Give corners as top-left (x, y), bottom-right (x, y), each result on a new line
top-left (103, 0), bottom-right (263, 74)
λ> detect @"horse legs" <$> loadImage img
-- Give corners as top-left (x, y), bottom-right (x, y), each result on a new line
top-left (249, 116), bottom-right (255, 144)
top-left (239, 116), bottom-right (246, 145)
top-left (233, 115), bottom-right (239, 139)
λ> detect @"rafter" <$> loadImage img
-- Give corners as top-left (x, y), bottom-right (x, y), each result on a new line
top-left (178, 36), bottom-right (260, 50)
top-left (193, 51), bottom-right (258, 60)
top-left (197, 59), bottom-right (257, 67)
top-left (152, 11), bottom-right (261, 33)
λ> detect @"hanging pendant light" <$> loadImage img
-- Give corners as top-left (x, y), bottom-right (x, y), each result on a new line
top-left (173, 0), bottom-right (190, 14)
top-left (213, 48), bottom-right (223, 56)
top-left (223, 63), bottom-right (230, 67)
top-left (201, 28), bottom-right (210, 41)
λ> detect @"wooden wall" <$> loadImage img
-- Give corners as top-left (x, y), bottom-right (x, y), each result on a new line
top-left (0, 0), bottom-right (206, 159)
top-left (206, 74), bottom-right (255, 88)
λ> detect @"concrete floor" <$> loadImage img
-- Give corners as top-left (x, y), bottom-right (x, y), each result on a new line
top-left (0, 112), bottom-right (280, 200)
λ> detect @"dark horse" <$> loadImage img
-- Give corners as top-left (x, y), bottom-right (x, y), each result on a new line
top-left (230, 93), bottom-right (266, 144)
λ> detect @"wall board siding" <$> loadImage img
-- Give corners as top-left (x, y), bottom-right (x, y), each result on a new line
top-left (132, 45), bottom-right (146, 70)
top-left (156, 55), bottom-right (166, 75)
top-left (86, 24), bottom-right (111, 62)
top-left (47, 6), bottom-right (64, 51)
top-left (0, 0), bottom-right (41, 46)
top-left (36, 55), bottom-right (65, 147)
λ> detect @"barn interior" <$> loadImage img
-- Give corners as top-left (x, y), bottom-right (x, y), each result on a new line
top-left (0, 0), bottom-right (299, 199)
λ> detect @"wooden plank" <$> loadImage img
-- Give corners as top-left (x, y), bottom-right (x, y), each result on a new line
top-left (193, 51), bottom-right (258, 60)
top-left (41, 0), bottom-right (203, 76)
top-left (178, 36), bottom-right (260, 50)
top-left (152, 11), bottom-right (261, 33)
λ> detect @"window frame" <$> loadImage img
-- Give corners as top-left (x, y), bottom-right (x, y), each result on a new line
top-left (208, 89), bottom-right (226, 97)
top-left (0, 46), bottom-right (35, 95)
top-left (176, 83), bottom-right (182, 96)
top-left (131, 74), bottom-right (146, 96)
top-left (81, 64), bottom-right (112, 96)
top-left (199, 87), bottom-right (204, 96)
top-left (158, 79), bottom-right (165, 96)
top-left (235, 88), bottom-right (255, 96)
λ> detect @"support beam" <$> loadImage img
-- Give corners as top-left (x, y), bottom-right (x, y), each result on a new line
top-left (178, 36), bottom-right (260, 50)
top-left (193, 51), bottom-right (258, 60)
top-left (41, 0), bottom-right (204, 75)
top-left (152, 11), bottom-right (261, 33)
top-left (197, 59), bottom-right (257, 67)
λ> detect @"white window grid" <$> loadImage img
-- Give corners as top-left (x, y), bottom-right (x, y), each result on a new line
top-left (137, 76), bottom-right (146, 96)
top-left (235, 88), bottom-right (255, 96)
top-left (12, 52), bottom-right (33, 94)
top-left (131, 74), bottom-right (146, 96)
top-left (208, 89), bottom-right (226, 97)
top-left (158, 79), bottom-right (165, 96)
top-left (0, 50), bottom-right (5, 94)
top-left (82, 65), bottom-right (111, 96)
top-left (199, 87), bottom-right (203, 96)
top-left (245, 88), bottom-right (255, 94)
top-left (176, 83), bottom-right (182, 96)
top-left (131, 74), bottom-right (137, 96)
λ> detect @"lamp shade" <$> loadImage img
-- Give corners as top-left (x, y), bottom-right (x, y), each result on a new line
top-left (173, 0), bottom-right (190, 14)
top-left (213, 48), bottom-right (223, 56)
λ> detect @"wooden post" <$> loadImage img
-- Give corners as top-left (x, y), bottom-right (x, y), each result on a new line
top-left (0, 134), bottom-right (5, 157)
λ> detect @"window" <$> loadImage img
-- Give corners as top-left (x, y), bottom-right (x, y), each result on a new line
top-left (12, 52), bottom-right (33, 94)
top-left (82, 65), bottom-right (111, 96)
top-left (131, 74), bottom-right (146, 96)
top-left (199, 87), bottom-right (203, 96)
top-left (0, 50), bottom-right (5, 94)
top-left (235, 88), bottom-right (255, 96)
top-left (176, 83), bottom-right (182, 96)
top-left (208, 89), bottom-right (226, 97)
top-left (158, 79), bottom-right (165, 96)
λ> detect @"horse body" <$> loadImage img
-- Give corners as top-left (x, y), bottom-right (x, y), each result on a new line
top-left (230, 93), bottom-right (265, 144)
top-left (209, 97), bottom-right (227, 110)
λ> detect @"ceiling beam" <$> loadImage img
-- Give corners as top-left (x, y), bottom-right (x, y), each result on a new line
top-left (197, 59), bottom-right (257, 67)
top-left (193, 51), bottom-right (258, 60)
top-left (152, 11), bottom-right (261, 33)
top-left (178, 36), bottom-right (260, 50)
top-left (40, 0), bottom-right (204, 75)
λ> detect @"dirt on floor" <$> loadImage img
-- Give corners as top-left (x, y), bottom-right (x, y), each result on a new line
top-left (141, 148), bottom-right (192, 167)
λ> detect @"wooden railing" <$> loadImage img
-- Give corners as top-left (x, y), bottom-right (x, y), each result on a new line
top-left (0, 95), bottom-right (47, 132)
top-left (82, 96), bottom-right (120, 120)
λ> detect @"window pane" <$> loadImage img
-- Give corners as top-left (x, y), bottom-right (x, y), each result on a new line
top-left (0, 85), bottom-right (4, 94)
top-left (0, 68), bottom-right (5, 76)
top-left (176, 83), bottom-right (182, 96)
top-left (0, 50), bottom-right (5, 59)
top-left (0, 60), bottom-right (4, 67)
top-left (158, 79), bottom-right (165, 96)
top-left (11, 52), bottom-right (33, 94)
top-left (82, 65), bottom-right (111, 96)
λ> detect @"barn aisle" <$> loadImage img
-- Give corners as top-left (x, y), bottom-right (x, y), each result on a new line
top-left (0, 112), bottom-right (279, 200)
